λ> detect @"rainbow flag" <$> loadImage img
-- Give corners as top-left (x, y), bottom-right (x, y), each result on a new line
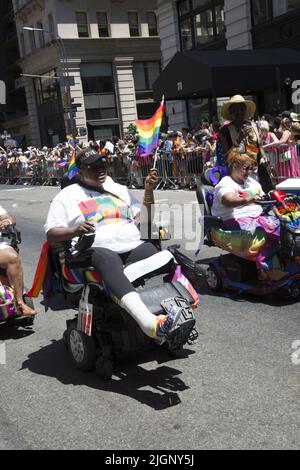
top-left (27, 242), bottom-right (49, 297)
top-left (135, 99), bottom-right (165, 157)
top-left (57, 160), bottom-right (68, 168)
top-left (67, 149), bottom-right (78, 180)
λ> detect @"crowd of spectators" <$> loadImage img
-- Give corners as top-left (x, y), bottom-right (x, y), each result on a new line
top-left (0, 128), bottom-right (216, 189)
top-left (1, 109), bottom-right (300, 189)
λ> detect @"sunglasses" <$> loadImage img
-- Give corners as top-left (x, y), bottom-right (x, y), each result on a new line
top-left (85, 161), bottom-right (107, 171)
top-left (241, 165), bottom-right (253, 172)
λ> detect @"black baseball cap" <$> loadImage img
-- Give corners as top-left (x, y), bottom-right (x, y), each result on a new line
top-left (75, 148), bottom-right (107, 168)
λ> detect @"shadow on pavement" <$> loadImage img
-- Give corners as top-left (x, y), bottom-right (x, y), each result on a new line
top-left (198, 277), bottom-right (299, 307)
top-left (0, 325), bottom-right (35, 341)
top-left (21, 339), bottom-right (195, 410)
top-left (195, 257), bottom-right (300, 307)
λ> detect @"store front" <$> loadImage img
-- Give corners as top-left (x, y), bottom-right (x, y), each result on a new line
top-left (153, 48), bottom-right (300, 123)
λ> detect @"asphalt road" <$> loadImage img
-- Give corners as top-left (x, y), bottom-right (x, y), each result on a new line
top-left (0, 184), bottom-right (300, 450)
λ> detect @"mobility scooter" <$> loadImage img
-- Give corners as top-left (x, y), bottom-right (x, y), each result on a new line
top-left (197, 168), bottom-right (300, 300)
top-left (0, 224), bottom-right (35, 328)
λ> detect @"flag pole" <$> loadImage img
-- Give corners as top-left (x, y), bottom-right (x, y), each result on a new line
top-left (152, 95), bottom-right (165, 170)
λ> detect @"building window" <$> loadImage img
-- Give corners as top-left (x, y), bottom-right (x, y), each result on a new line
top-left (147, 12), bottom-right (158, 36)
top-left (192, 0), bottom-right (214, 8)
top-left (133, 62), bottom-right (161, 119)
top-left (133, 62), bottom-right (161, 91)
top-left (252, 0), bottom-right (272, 24)
top-left (215, 4), bottom-right (226, 36)
top-left (177, 0), bottom-right (226, 50)
top-left (76, 12), bottom-right (89, 38)
top-left (273, 0), bottom-right (299, 17)
top-left (194, 10), bottom-right (214, 46)
top-left (29, 26), bottom-right (36, 52)
top-left (81, 63), bottom-right (118, 122)
top-left (251, 0), bottom-right (300, 25)
top-left (87, 123), bottom-right (120, 140)
top-left (48, 13), bottom-right (54, 33)
top-left (178, 0), bottom-right (190, 16)
top-left (35, 70), bottom-right (60, 105)
top-left (37, 21), bottom-right (45, 47)
top-left (180, 18), bottom-right (193, 50)
top-left (97, 12), bottom-right (109, 37)
top-left (128, 12), bottom-right (140, 37)
top-left (20, 32), bottom-right (26, 56)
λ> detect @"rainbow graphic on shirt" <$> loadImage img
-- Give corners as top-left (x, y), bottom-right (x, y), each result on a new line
top-left (78, 195), bottom-right (132, 226)
top-left (238, 184), bottom-right (262, 200)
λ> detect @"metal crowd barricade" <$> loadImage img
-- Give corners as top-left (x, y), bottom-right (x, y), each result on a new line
top-left (0, 149), bottom-right (207, 189)
top-left (111, 150), bottom-right (206, 189)
top-left (264, 143), bottom-right (300, 185)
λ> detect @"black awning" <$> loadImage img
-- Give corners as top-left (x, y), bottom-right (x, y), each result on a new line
top-left (153, 48), bottom-right (300, 100)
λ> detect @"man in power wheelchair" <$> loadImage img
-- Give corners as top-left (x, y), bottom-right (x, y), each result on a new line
top-left (197, 148), bottom-right (300, 298)
top-left (33, 145), bottom-right (203, 379)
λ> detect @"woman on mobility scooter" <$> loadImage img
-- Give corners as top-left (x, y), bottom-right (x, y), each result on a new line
top-left (45, 146), bottom-right (192, 344)
top-left (0, 205), bottom-right (36, 318)
top-left (210, 147), bottom-right (287, 282)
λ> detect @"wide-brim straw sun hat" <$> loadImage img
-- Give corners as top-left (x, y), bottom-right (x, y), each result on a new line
top-left (221, 95), bottom-right (256, 120)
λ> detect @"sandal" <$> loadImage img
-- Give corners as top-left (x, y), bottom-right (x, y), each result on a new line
top-left (17, 302), bottom-right (37, 317)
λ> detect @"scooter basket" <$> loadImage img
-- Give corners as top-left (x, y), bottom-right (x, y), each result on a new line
top-left (0, 284), bottom-right (16, 321)
top-left (273, 196), bottom-right (300, 258)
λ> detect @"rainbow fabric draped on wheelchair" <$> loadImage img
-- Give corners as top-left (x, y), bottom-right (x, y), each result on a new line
top-left (211, 215), bottom-right (281, 271)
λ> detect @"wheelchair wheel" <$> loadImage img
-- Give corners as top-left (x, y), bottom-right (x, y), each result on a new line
top-left (63, 330), bottom-right (68, 349)
top-left (207, 266), bottom-right (222, 291)
top-left (66, 321), bottom-right (96, 371)
top-left (96, 356), bottom-right (113, 380)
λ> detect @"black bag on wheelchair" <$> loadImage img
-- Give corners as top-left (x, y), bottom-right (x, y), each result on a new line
top-left (279, 223), bottom-right (300, 258)
top-left (168, 245), bottom-right (207, 290)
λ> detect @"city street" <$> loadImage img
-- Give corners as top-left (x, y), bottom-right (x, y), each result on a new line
top-left (0, 184), bottom-right (300, 450)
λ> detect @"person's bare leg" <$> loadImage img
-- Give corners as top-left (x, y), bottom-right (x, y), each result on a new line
top-left (0, 248), bottom-right (36, 316)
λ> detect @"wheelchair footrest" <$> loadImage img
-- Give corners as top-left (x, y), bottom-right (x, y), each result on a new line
top-left (162, 297), bottom-right (196, 349)
top-left (139, 282), bottom-right (194, 315)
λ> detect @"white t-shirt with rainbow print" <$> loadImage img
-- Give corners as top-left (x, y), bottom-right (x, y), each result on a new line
top-left (212, 176), bottom-right (264, 220)
top-left (44, 182), bottom-right (143, 254)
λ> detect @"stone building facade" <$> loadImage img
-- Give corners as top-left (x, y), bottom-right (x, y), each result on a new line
top-left (155, 0), bottom-right (300, 130)
top-left (13, 0), bottom-right (161, 146)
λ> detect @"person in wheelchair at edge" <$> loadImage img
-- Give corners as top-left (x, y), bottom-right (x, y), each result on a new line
top-left (211, 147), bottom-right (287, 282)
top-left (45, 146), bottom-right (180, 342)
top-left (0, 206), bottom-right (36, 316)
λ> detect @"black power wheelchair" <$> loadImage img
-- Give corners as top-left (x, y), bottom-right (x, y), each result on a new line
top-left (48, 226), bottom-right (206, 380)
